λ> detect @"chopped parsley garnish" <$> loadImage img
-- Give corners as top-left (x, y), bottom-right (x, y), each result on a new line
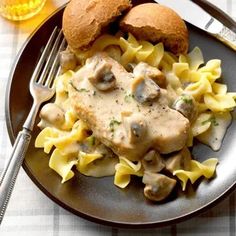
top-left (124, 93), bottom-right (134, 103)
top-left (109, 118), bottom-right (121, 132)
top-left (137, 104), bottom-right (141, 112)
top-left (181, 95), bottom-right (193, 104)
top-left (77, 88), bottom-right (90, 92)
top-left (86, 136), bottom-right (95, 146)
top-left (201, 116), bottom-right (219, 126)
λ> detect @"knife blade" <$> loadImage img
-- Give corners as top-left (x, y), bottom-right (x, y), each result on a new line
top-left (192, 0), bottom-right (236, 33)
top-left (155, 0), bottom-right (236, 51)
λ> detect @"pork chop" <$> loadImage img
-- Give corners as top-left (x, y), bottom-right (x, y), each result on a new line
top-left (69, 52), bottom-right (189, 161)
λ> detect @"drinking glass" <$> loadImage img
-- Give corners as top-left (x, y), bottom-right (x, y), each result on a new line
top-left (0, 0), bottom-right (46, 21)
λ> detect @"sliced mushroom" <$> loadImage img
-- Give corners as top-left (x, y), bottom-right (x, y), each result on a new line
top-left (141, 150), bottom-right (165, 173)
top-left (126, 63), bottom-right (136, 72)
top-left (165, 146), bottom-right (192, 173)
top-left (38, 103), bottom-right (65, 129)
top-left (131, 76), bottom-right (160, 103)
top-left (88, 61), bottom-right (116, 91)
top-left (172, 94), bottom-right (197, 121)
top-left (122, 113), bottom-right (147, 143)
top-left (59, 50), bottom-right (77, 72)
top-left (142, 172), bottom-right (176, 201)
top-left (133, 62), bottom-right (166, 88)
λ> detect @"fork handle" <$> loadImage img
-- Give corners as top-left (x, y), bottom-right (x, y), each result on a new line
top-left (0, 129), bottom-right (31, 225)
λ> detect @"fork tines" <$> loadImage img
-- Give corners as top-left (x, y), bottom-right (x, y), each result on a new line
top-left (31, 27), bottom-right (67, 88)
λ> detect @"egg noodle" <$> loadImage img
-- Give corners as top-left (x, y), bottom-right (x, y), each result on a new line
top-left (35, 33), bottom-right (236, 192)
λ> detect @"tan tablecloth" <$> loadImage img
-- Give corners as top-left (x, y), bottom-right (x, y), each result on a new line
top-left (0, 0), bottom-right (235, 235)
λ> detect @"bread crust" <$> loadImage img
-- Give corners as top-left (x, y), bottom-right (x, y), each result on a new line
top-left (62, 0), bottom-right (131, 50)
top-left (120, 3), bottom-right (189, 55)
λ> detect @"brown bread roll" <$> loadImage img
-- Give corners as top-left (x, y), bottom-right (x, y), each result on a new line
top-left (120, 3), bottom-right (189, 55)
top-left (62, 0), bottom-right (131, 50)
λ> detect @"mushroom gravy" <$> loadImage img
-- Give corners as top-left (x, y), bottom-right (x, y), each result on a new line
top-left (69, 52), bottom-right (190, 161)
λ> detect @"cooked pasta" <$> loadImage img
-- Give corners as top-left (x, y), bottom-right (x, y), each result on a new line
top-left (35, 32), bottom-right (236, 201)
top-left (114, 157), bottom-right (143, 188)
top-left (173, 158), bottom-right (218, 191)
top-left (76, 151), bottom-right (118, 177)
top-left (204, 93), bottom-right (236, 112)
top-left (35, 120), bottom-right (88, 154)
top-left (77, 151), bottom-right (103, 175)
top-left (49, 148), bottom-right (77, 183)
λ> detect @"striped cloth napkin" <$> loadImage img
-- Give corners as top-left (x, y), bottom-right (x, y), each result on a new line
top-left (0, 0), bottom-right (235, 235)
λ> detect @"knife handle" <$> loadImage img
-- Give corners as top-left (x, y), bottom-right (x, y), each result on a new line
top-left (214, 26), bottom-right (236, 51)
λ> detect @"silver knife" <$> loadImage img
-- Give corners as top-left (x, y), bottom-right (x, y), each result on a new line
top-left (155, 0), bottom-right (236, 51)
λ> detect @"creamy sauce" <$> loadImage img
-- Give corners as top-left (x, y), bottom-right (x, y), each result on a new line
top-left (77, 156), bottom-right (118, 177)
top-left (197, 112), bottom-right (232, 151)
top-left (69, 52), bottom-right (190, 161)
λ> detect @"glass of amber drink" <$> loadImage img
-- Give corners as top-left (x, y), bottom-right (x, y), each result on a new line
top-left (0, 0), bottom-right (46, 21)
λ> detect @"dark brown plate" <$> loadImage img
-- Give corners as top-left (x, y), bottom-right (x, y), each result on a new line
top-left (5, 2), bottom-right (236, 229)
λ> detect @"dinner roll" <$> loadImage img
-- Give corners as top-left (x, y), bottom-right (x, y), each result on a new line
top-left (63, 0), bottom-right (131, 50)
top-left (120, 3), bottom-right (189, 55)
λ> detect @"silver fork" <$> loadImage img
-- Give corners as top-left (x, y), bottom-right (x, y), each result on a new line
top-left (0, 27), bottom-right (66, 225)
